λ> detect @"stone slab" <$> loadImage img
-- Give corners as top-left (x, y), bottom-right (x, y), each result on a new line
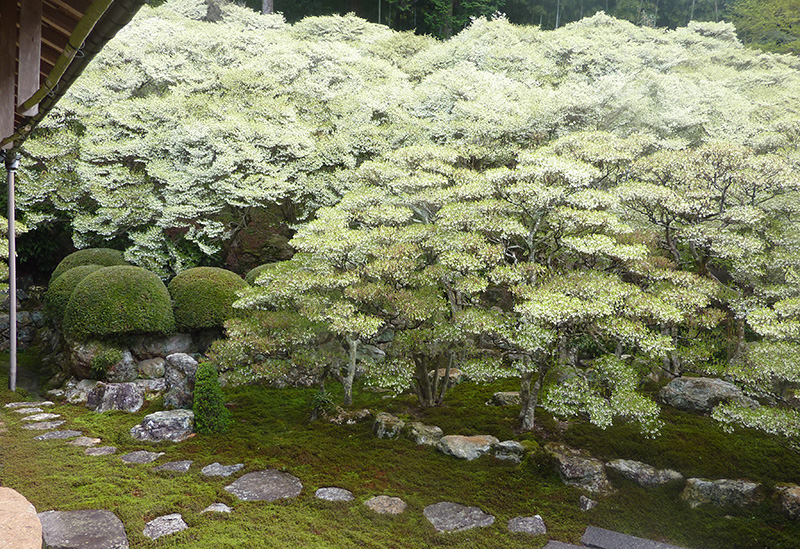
top-left (0, 487), bottom-right (41, 549)
top-left (85, 446), bottom-right (117, 456)
top-left (153, 460), bottom-right (193, 474)
top-left (201, 462), bottom-right (243, 477)
top-left (508, 515), bottom-right (546, 535)
top-left (23, 420), bottom-right (65, 430)
top-left (543, 542), bottom-right (584, 549)
top-left (39, 509), bottom-right (129, 549)
top-left (121, 450), bottom-right (164, 464)
top-left (364, 495), bottom-right (406, 515)
top-left (34, 430), bottom-right (83, 441)
top-left (22, 413), bottom-right (61, 422)
top-left (224, 470), bottom-right (303, 502)
top-left (581, 526), bottom-right (688, 549)
top-left (143, 513), bottom-right (187, 540)
top-left (5, 401), bottom-right (54, 408)
top-left (13, 407), bottom-right (44, 414)
top-left (423, 502), bottom-right (495, 532)
top-left (69, 437), bottom-right (101, 447)
top-left (315, 487), bottom-right (354, 502)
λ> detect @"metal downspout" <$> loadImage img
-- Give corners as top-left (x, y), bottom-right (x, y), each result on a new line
top-left (1, 150), bottom-right (18, 391)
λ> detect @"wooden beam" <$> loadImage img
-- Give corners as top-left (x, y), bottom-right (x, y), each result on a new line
top-left (0, 0), bottom-right (18, 148)
top-left (18, 0), bottom-right (43, 116)
top-left (42, 3), bottom-right (78, 35)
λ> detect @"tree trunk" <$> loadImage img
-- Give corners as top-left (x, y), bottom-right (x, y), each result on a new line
top-left (262, 0), bottom-right (273, 14)
top-left (689, 0), bottom-right (696, 22)
top-left (413, 356), bottom-right (434, 407)
top-left (443, 0), bottom-right (454, 38)
top-left (343, 336), bottom-right (359, 406)
top-left (519, 362), bottom-right (548, 431)
top-left (555, 0), bottom-right (562, 29)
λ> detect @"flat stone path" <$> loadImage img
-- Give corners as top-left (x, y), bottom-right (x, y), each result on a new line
top-left (121, 450), bottom-right (164, 464)
top-left (34, 430), bottom-right (82, 441)
top-left (364, 495), bottom-right (407, 515)
top-left (423, 501), bottom-right (495, 532)
top-left (143, 513), bottom-right (188, 540)
top-left (154, 460), bottom-right (193, 473)
top-left (39, 509), bottom-right (129, 549)
top-left (225, 470), bottom-right (303, 502)
top-left (581, 526), bottom-right (689, 549)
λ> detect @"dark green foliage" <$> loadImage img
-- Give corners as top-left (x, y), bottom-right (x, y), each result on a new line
top-left (168, 267), bottom-right (247, 331)
top-left (244, 264), bottom-right (270, 285)
top-left (44, 264), bottom-right (104, 323)
top-left (63, 266), bottom-right (175, 340)
top-left (89, 348), bottom-right (123, 381)
top-left (49, 248), bottom-right (127, 285)
top-left (193, 361), bottom-right (231, 434)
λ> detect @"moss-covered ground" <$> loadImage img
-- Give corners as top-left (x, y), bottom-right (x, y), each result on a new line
top-left (1, 351), bottom-right (800, 548)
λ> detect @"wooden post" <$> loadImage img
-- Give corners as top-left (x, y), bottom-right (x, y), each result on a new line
top-left (2, 150), bottom-right (17, 391)
top-left (0, 0), bottom-right (18, 148)
top-left (18, 0), bottom-right (42, 117)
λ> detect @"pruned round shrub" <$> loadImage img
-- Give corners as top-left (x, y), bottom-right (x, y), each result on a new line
top-left (44, 264), bottom-right (105, 323)
top-left (193, 361), bottom-right (230, 434)
top-left (168, 267), bottom-right (247, 331)
top-left (64, 265), bottom-right (175, 340)
top-left (50, 248), bottom-right (128, 285)
top-left (244, 264), bottom-right (270, 285)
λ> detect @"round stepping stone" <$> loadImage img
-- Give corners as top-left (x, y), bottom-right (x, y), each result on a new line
top-left (22, 413), bottom-right (61, 422)
top-left (201, 503), bottom-right (232, 514)
top-left (143, 513), bottom-right (188, 540)
top-left (69, 436), bottom-right (102, 447)
top-left (85, 446), bottom-right (117, 456)
top-left (364, 496), bottom-right (407, 515)
top-left (508, 515), bottom-right (546, 535)
top-left (316, 487), bottom-right (354, 502)
top-left (423, 502), bottom-right (495, 532)
top-left (5, 401), bottom-right (54, 409)
top-left (34, 430), bottom-right (83, 441)
top-left (154, 460), bottom-right (193, 474)
top-left (121, 450), bottom-right (165, 464)
top-left (39, 509), bottom-right (128, 548)
top-left (23, 420), bottom-right (65, 430)
top-left (13, 407), bottom-right (43, 414)
top-left (224, 470), bottom-right (303, 502)
top-left (201, 462), bottom-right (244, 477)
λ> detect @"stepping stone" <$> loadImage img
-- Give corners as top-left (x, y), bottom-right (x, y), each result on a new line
top-left (13, 407), bottom-right (43, 414)
top-left (154, 460), bottom-right (193, 474)
top-left (23, 420), bottom-right (65, 430)
top-left (201, 462), bottom-right (244, 477)
top-left (315, 487), bottom-right (354, 502)
top-left (224, 470), bottom-right (303, 502)
top-left (364, 496), bottom-right (407, 515)
top-left (69, 436), bottom-right (102, 447)
top-left (201, 503), bottom-right (232, 514)
top-left (34, 430), bottom-right (82, 441)
top-left (581, 525), bottom-right (689, 549)
top-left (508, 515), bottom-right (546, 535)
top-left (543, 542), bottom-right (583, 549)
top-left (0, 487), bottom-right (42, 549)
top-left (5, 401), bottom-right (54, 409)
top-left (39, 509), bottom-right (129, 549)
top-left (121, 450), bottom-right (164, 464)
top-left (86, 446), bottom-right (117, 456)
top-left (423, 502), bottom-right (495, 532)
top-left (143, 513), bottom-right (188, 540)
top-left (21, 413), bottom-right (61, 422)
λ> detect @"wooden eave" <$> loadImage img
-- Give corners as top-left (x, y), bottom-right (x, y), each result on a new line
top-left (1, 0), bottom-right (146, 149)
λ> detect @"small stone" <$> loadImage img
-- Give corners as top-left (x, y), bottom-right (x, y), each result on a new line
top-left (13, 407), bottom-right (43, 414)
top-left (121, 450), bottom-right (165, 464)
top-left (406, 422), bottom-right (444, 446)
top-left (437, 435), bottom-right (499, 461)
top-left (486, 391), bottom-right (521, 406)
top-left (201, 462), bottom-right (244, 477)
top-left (493, 440), bottom-right (525, 463)
top-left (154, 460), bottom-right (193, 473)
top-left (606, 459), bottom-right (683, 488)
top-left (326, 408), bottom-right (372, 425)
top-left (224, 470), bottom-right (303, 502)
top-left (580, 496), bottom-right (597, 511)
top-left (777, 484), bottom-right (800, 520)
top-left (201, 503), bottom-right (232, 514)
top-left (508, 515), bottom-right (546, 535)
top-left (5, 401), bottom-right (54, 408)
top-left (23, 420), bottom-right (65, 430)
top-left (315, 487), bottom-right (354, 502)
top-left (86, 446), bottom-right (117, 456)
top-left (364, 495), bottom-right (407, 515)
top-left (39, 509), bottom-right (128, 549)
top-left (34, 430), bottom-right (82, 441)
top-left (69, 436), bottom-right (102, 447)
top-left (21, 413), bottom-right (61, 422)
top-left (423, 502), bottom-right (495, 532)
top-left (143, 513), bottom-right (188, 540)
top-left (682, 478), bottom-right (763, 508)
top-left (46, 389), bottom-right (65, 398)
top-left (373, 412), bottom-right (405, 439)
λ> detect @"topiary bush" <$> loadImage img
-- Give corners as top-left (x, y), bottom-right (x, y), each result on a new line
top-left (193, 361), bottom-right (230, 434)
top-left (63, 265), bottom-right (175, 340)
top-left (168, 267), bottom-right (247, 331)
top-left (49, 248), bottom-right (128, 285)
top-left (244, 264), bottom-right (270, 285)
top-left (44, 264), bottom-right (105, 323)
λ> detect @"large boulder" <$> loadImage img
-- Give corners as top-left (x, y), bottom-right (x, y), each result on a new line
top-left (406, 421), bottom-right (444, 446)
top-left (437, 435), bottom-right (499, 461)
top-left (659, 377), bottom-right (758, 414)
top-left (164, 353), bottom-right (198, 409)
top-left (65, 379), bottom-right (100, 404)
top-left (39, 509), bottom-right (129, 549)
top-left (605, 459), bottom-right (684, 488)
top-left (137, 358), bottom-right (166, 379)
top-left (544, 443), bottom-right (613, 494)
top-left (486, 392), bottom-right (521, 406)
top-left (86, 382), bottom-right (144, 413)
top-left (493, 440), bottom-right (525, 463)
top-left (0, 488), bottom-right (41, 549)
top-left (373, 412), bottom-right (405, 439)
top-left (105, 351), bottom-right (138, 383)
top-left (776, 484), bottom-right (800, 520)
top-left (130, 333), bottom-right (194, 360)
top-left (130, 410), bottom-right (195, 443)
top-left (681, 478), bottom-right (763, 508)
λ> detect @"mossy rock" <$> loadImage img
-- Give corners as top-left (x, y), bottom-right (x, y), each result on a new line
top-left (44, 264), bottom-right (105, 323)
top-left (64, 266), bottom-right (175, 340)
top-left (244, 264), bottom-right (271, 285)
top-left (50, 248), bottom-right (128, 285)
top-left (169, 267), bottom-right (247, 331)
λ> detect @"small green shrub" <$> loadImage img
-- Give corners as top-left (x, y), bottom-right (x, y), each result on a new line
top-left (64, 265), bottom-right (175, 340)
top-left (193, 361), bottom-right (231, 434)
top-left (244, 264), bottom-right (270, 285)
top-left (168, 267), bottom-right (247, 331)
top-left (49, 248), bottom-right (127, 285)
top-left (90, 348), bottom-right (123, 381)
top-left (44, 264), bottom-right (105, 323)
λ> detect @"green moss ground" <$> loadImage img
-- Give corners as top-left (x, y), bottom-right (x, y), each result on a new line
top-left (1, 355), bottom-right (799, 548)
